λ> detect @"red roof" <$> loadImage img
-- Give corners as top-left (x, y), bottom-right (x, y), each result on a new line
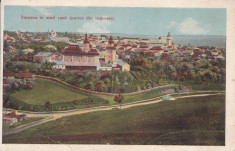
top-left (5, 112), bottom-right (26, 120)
top-left (121, 44), bottom-right (131, 47)
top-left (211, 49), bottom-right (218, 52)
top-left (139, 45), bottom-right (148, 48)
top-left (63, 45), bottom-right (99, 55)
top-left (35, 37), bottom-right (42, 40)
top-left (6, 112), bottom-right (17, 118)
top-left (150, 46), bottom-right (163, 51)
top-left (9, 46), bottom-right (16, 50)
top-left (147, 51), bottom-right (155, 55)
top-left (167, 46), bottom-right (173, 48)
top-left (209, 57), bottom-right (215, 60)
top-left (106, 46), bottom-right (116, 50)
top-left (24, 40), bottom-right (30, 43)
top-left (3, 79), bottom-right (8, 84)
top-left (3, 72), bottom-right (14, 77)
top-left (139, 48), bottom-right (149, 51)
top-left (6, 37), bottom-right (14, 41)
top-left (3, 48), bottom-right (9, 52)
top-left (17, 73), bottom-right (33, 78)
top-left (192, 53), bottom-right (200, 57)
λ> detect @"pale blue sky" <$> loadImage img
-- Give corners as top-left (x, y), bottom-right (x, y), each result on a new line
top-left (4, 6), bottom-right (226, 36)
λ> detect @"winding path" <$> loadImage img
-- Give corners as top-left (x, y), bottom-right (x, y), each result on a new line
top-left (3, 92), bottom-right (224, 136)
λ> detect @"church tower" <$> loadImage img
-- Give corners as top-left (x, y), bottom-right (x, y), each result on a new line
top-left (84, 33), bottom-right (90, 52)
top-left (105, 36), bottom-right (116, 65)
top-left (166, 32), bottom-right (172, 46)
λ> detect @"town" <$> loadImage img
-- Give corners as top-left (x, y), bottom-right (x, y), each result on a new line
top-left (2, 30), bottom-right (226, 144)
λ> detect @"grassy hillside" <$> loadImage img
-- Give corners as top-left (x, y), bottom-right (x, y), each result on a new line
top-left (6, 79), bottom-right (111, 111)
top-left (3, 94), bottom-right (225, 145)
top-left (9, 79), bottom-right (89, 105)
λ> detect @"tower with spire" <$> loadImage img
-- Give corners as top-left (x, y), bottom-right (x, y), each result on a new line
top-left (84, 32), bottom-right (90, 52)
top-left (166, 32), bottom-right (172, 46)
top-left (105, 36), bottom-right (117, 65)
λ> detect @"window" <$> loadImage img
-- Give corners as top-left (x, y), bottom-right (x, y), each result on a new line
top-left (88, 57), bottom-right (91, 62)
top-left (83, 56), bottom-right (87, 62)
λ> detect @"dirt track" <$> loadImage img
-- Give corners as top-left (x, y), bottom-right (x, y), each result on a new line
top-left (3, 92), bottom-right (224, 136)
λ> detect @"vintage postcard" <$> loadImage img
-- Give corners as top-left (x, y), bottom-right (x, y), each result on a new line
top-left (1, 0), bottom-right (235, 151)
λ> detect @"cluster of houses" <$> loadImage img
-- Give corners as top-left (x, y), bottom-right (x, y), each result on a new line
top-left (4, 31), bottom-right (225, 72)
top-left (32, 33), bottom-right (131, 71)
top-left (3, 111), bottom-right (27, 125)
top-left (3, 72), bottom-right (34, 89)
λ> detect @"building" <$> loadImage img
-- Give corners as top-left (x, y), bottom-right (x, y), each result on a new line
top-left (166, 32), bottom-right (172, 46)
top-left (7, 46), bottom-right (16, 52)
top-left (34, 52), bottom-right (55, 62)
top-left (3, 111), bottom-right (27, 125)
top-left (3, 72), bottom-right (15, 79)
top-left (62, 33), bottom-right (100, 70)
top-left (211, 49), bottom-right (219, 56)
top-left (52, 61), bottom-right (66, 70)
top-left (113, 59), bottom-right (130, 71)
top-left (22, 48), bottom-right (34, 54)
top-left (17, 73), bottom-right (34, 82)
top-left (105, 36), bottom-right (117, 65)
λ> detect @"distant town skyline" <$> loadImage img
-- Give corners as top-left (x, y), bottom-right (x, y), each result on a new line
top-left (4, 6), bottom-right (226, 36)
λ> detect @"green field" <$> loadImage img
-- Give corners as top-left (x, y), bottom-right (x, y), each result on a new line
top-left (10, 79), bottom-right (88, 105)
top-left (6, 79), bottom-right (112, 111)
top-left (3, 94), bottom-right (225, 145)
top-left (124, 89), bottom-right (160, 103)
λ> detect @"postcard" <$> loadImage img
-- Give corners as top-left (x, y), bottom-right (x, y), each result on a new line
top-left (1, 0), bottom-right (235, 151)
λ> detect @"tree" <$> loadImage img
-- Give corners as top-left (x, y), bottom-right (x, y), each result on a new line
top-left (45, 101), bottom-right (51, 111)
top-left (114, 93), bottom-right (124, 109)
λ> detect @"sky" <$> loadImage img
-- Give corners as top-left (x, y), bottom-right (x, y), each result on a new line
top-left (4, 6), bottom-right (226, 36)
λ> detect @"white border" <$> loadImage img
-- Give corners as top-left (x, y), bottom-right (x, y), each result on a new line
top-left (1, 0), bottom-right (235, 151)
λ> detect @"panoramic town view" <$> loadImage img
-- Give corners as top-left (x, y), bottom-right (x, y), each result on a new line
top-left (2, 6), bottom-right (226, 145)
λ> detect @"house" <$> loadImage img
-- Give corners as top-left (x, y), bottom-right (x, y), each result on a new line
top-left (22, 48), bottom-right (34, 54)
top-left (7, 46), bottom-right (16, 52)
top-left (3, 72), bottom-right (15, 79)
top-left (3, 117), bottom-right (18, 125)
top-left (211, 49), bottom-right (219, 56)
top-left (5, 36), bottom-right (16, 42)
top-left (3, 48), bottom-right (9, 54)
top-left (149, 46), bottom-right (164, 54)
top-left (34, 52), bottom-right (55, 62)
top-left (3, 111), bottom-right (27, 125)
top-left (53, 61), bottom-right (66, 70)
top-left (3, 78), bottom-right (10, 88)
top-left (17, 73), bottom-right (34, 82)
top-left (216, 55), bottom-right (225, 60)
top-left (44, 45), bottom-right (57, 50)
top-left (113, 59), bottom-right (130, 71)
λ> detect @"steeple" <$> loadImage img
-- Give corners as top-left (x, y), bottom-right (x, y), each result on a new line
top-left (84, 32), bottom-right (89, 44)
top-left (84, 32), bottom-right (90, 52)
top-left (167, 32), bottom-right (171, 37)
top-left (166, 32), bottom-right (172, 46)
top-left (108, 36), bottom-right (114, 46)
